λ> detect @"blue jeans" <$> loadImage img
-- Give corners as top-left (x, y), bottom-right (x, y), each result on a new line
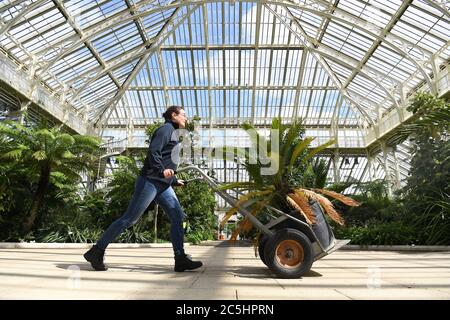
top-left (96, 176), bottom-right (186, 255)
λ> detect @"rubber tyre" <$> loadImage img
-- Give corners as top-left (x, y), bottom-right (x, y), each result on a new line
top-left (258, 234), bottom-right (269, 266)
top-left (263, 228), bottom-right (313, 279)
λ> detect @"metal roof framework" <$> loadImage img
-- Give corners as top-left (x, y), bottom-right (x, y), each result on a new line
top-left (0, 0), bottom-right (449, 189)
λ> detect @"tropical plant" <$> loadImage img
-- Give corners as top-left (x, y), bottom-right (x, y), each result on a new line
top-left (391, 92), bottom-right (450, 145)
top-left (0, 120), bottom-right (101, 233)
top-left (395, 93), bottom-right (450, 245)
top-left (219, 118), bottom-right (360, 239)
top-left (335, 180), bottom-right (402, 226)
top-left (145, 120), bottom-right (164, 140)
top-left (105, 155), bottom-right (145, 220)
top-left (174, 178), bottom-right (217, 244)
top-left (334, 93), bottom-right (450, 245)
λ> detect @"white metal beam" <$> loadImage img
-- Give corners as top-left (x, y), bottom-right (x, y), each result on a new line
top-left (0, 0), bottom-right (46, 37)
top-left (157, 49), bottom-right (170, 106)
top-left (263, 13), bottom-right (277, 123)
top-left (292, 49), bottom-right (307, 120)
top-left (95, 5), bottom-right (200, 129)
top-left (266, 4), bottom-right (372, 127)
top-left (250, 2), bottom-right (262, 125)
top-left (32, 0), bottom-right (178, 74)
top-left (0, 0), bottom-right (32, 13)
top-left (186, 11), bottom-right (200, 117)
top-left (128, 85), bottom-right (335, 90)
top-left (341, 0), bottom-right (412, 112)
top-left (202, 3), bottom-right (212, 128)
top-left (52, 0), bottom-right (121, 101)
top-left (7, 0), bottom-right (439, 96)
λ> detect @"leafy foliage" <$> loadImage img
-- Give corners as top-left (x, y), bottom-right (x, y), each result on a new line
top-left (333, 93), bottom-right (450, 245)
top-left (397, 93), bottom-right (450, 245)
top-left (175, 179), bottom-right (217, 244)
top-left (220, 118), bottom-right (360, 240)
top-left (0, 120), bottom-right (100, 236)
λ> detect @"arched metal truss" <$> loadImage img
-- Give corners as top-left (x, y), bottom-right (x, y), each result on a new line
top-left (1, 0), bottom-right (449, 189)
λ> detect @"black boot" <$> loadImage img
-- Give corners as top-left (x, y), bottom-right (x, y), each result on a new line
top-left (174, 253), bottom-right (203, 272)
top-left (84, 245), bottom-right (108, 271)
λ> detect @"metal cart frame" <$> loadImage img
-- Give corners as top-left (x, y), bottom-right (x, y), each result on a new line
top-left (177, 165), bottom-right (350, 278)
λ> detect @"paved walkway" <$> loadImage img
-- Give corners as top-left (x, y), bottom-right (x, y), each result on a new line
top-left (0, 242), bottom-right (449, 300)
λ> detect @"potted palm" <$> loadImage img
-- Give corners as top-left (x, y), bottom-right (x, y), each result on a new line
top-left (219, 118), bottom-right (360, 277)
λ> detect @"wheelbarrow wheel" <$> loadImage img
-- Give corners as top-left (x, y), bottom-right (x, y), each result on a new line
top-left (258, 234), bottom-right (269, 266)
top-left (264, 228), bottom-right (313, 279)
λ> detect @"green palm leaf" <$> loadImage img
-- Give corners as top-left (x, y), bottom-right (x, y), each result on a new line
top-left (32, 150), bottom-right (47, 161)
top-left (303, 139), bottom-right (335, 162)
top-left (289, 137), bottom-right (315, 168)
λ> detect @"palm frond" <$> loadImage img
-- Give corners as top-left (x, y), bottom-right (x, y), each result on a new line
top-left (312, 192), bottom-right (345, 226)
top-left (230, 199), bottom-right (269, 240)
top-left (281, 120), bottom-right (302, 153)
top-left (32, 150), bottom-right (47, 161)
top-left (35, 128), bottom-right (55, 141)
top-left (242, 122), bottom-right (268, 151)
top-left (218, 181), bottom-right (257, 191)
top-left (220, 207), bottom-right (239, 228)
top-left (55, 133), bottom-right (75, 147)
top-left (61, 151), bottom-right (76, 159)
top-left (312, 188), bottom-right (361, 207)
top-left (289, 191), bottom-right (316, 224)
top-left (73, 135), bottom-right (102, 146)
top-left (2, 149), bottom-right (24, 160)
top-left (230, 218), bottom-right (254, 241)
top-left (303, 139), bottom-right (335, 162)
top-left (219, 190), bottom-right (271, 227)
top-left (298, 188), bottom-right (345, 225)
top-left (289, 137), bottom-right (315, 168)
top-left (286, 195), bottom-right (313, 224)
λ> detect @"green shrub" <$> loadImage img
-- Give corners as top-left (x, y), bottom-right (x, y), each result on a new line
top-left (334, 222), bottom-right (418, 245)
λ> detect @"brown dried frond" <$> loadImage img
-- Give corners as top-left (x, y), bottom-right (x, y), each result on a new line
top-left (241, 218), bottom-right (254, 233)
top-left (220, 190), bottom-right (271, 227)
top-left (313, 188), bottom-right (361, 207)
top-left (220, 207), bottom-right (238, 228)
top-left (286, 196), bottom-right (312, 225)
top-left (314, 192), bottom-right (345, 226)
top-left (230, 200), bottom-right (267, 241)
top-left (300, 188), bottom-right (320, 201)
top-left (287, 192), bottom-right (316, 224)
top-left (230, 222), bottom-right (244, 241)
top-left (293, 190), bottom-right (319, 224)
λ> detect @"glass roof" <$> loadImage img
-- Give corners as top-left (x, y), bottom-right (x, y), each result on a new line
top-left (0, 0), bottom-right (448, 133)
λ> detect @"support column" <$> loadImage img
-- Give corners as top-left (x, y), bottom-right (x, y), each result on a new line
top-left (366, 150), bottom-right (375, 181)
top-left (381, 141), bottom-right (393, 197)
top-left (391, 146), bottom-right (401, 190)
top-left (126, 116), bottom-right (134, 152)
top-left (18, 101), bottom-right (31, 125)
top-left (332, 149), bottom-right (340, 183)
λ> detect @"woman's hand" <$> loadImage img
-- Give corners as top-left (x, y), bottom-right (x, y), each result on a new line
top-left (163, 169), bottom-right (175, 178)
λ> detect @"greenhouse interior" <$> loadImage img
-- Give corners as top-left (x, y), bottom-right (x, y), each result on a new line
top-left (0, 0), bottom-right (449, 247)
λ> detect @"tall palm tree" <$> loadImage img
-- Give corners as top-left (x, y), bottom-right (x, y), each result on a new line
top-left (219, 118), bottom-right (360, 239)
top-left (0, 120), bottom-right (100, 233)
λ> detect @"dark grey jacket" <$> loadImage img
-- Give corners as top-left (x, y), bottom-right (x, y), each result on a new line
top-left (140, 120), bottom-right (179, 189)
